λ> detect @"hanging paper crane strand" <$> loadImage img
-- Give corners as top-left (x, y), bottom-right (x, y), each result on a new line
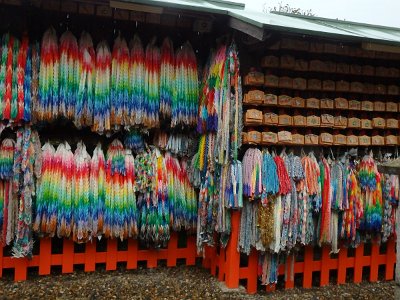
top-left (143, 38), bottom-right (160, 128)
top-left (173, 41), bottom-right (198, 127)
top-left (38, 27), bottom-right (59, 121)
top-left (111, 35), bottom-right (130, 129)
top-left (129, 34), bottom-right (145, 126)
top-left (59, 30), bottom-right (79, 120)
top-left (93, 41), bottom-right (111, 134)
top-left (76, 31), bottom-right (95, 128)
top-left (160, 37), bottom-right (175, 119)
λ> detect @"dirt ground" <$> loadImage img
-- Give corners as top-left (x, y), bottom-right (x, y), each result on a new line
top-left (0, 265), bottom-right (397, 299)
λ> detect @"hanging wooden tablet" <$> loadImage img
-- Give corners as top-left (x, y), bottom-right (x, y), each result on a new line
top-left (265, 93), bottom-right (277, 105)
top-left (349, 100), bottom-right (361, 110)
top-left (264, 112), bottom-right (278, 125)
top-left (321, 98), bottom-right (333, 109)
top-left (264, 74), bottom-right (278, 87)
top-left (361, 100), bottom-right (373, 111)
top-left (374, 101), bottom-right (385, 111)
top-left (335, 97), bottom-right (348, 109)
top-left (261, 131), bottom-right (277, 144)
top-left (291, 96), bottom-right (305, 108)
top-left (245, 70), bottom-right (264, 86)
top-left (386, 102), bottom-right (398, 112)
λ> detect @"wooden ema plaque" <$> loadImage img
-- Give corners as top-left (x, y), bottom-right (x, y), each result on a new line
top-left (359, 135), bottom-right (371, 146)
top-left (306, 98), bottom-right (320, 109)
top-left (278, 76), bottom-right (293, 89)
top-left (374, 101), bottom-right (385, 112)
top-left (244, 71), bottom-right (264, 86)
top-left (307, 115), bottom-right (321, 127)
top-left (347, 135), bottom-right (359, 146)
top-left (244, 90), bottom-right (264, 105)
top-left (361, 119), bottom-right (372, 129)
top-left (321, 114), bottom-right (334, 127)
top-left (264, 112), bottom-right (278, 125)
top-left (349, 100), bottom-right (361, 110)
top-left (386, 119), bottom-right (399, 129)
top-left (264, 74), bottom-right (279, 87)
top-left (278, 131), bottom-right (292, 143)
top-left (245, 109), bottom-right (263, 125)
top-left (265, 94), bottom-right (278, 106)
top-left (334, 116), bottom-right (347, 129)
top-left (320, 98), bottom-right (334, 109)
top-left (372, 117), bottom-right (385, 129)
top-left (305, 134), bottom-right (319, 145)
top-left (386, 102), bottom-right (398, 112)
top-left (293, 115), bottom-right (306, 127)
top-left (335, 98), bottom-right (348, 110)
top-left (320, 133), bottom-right (333, 145)
top-left (348, 117), bottom-right (361, 129)
top-left (385, 135), bottom-right (398, 146)
top-left (278, 95), bottom-right (292, 107)
top-left (262, 132), bottom-right (278, 144)
top-left (372, 135), bottom-right (385, 146)
top-left (261, 55), bottom-right (279, 68)
top-left (361, 101), bottom-right (373, 111)
top-left (278, 114), bottom-right (293, 126)
top-left (291, 133), bottom-right (305, 145)
top-left (291, 97), bottom-right (305, 108)
top-left (334, 134), bottom-right (347, 145)
top-left (293, 77), bottom-right (307, 90)
top-left (247, 131), bottom-right (262, 144)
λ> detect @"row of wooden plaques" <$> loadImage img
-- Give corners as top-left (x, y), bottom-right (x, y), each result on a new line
top-left (243, 131), bottom-right (399, 146)
top-left (243, 91), bottom-right (400, 112)
top-left (244, 71), bottom-right (399, 95)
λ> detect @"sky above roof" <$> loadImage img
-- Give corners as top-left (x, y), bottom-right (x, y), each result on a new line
top-left (245, 0), bottom-right (400, 28)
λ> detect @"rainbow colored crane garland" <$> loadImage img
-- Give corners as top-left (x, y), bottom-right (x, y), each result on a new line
top-left (33, 138), bottom-right (197, 244)
top-left (0, 33), bottom-right (32, 123)
top-left (34, 29), bottom-right (199, 133)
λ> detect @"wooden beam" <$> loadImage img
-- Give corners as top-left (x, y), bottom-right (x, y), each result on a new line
top-left (229, 17), bottom-right (266, 41)
top-left (110, 0), bottom-right (163, 14)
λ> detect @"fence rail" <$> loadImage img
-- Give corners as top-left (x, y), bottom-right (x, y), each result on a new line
top-left (0, 233), bottom-right (197, 281)
top-left (202, 210), bottom-right (396, 294)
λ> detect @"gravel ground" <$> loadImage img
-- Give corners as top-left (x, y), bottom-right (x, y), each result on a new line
top-left (0, 265), bottom-right (397, 299)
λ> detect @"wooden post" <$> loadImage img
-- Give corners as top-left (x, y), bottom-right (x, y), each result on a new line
top-left (62, 239), bottom-right (74, 273)
top-left (84, 240), bottom-right (96, 272)
top-left (39, 238), bottom-right (51, 275)
top-left (224, 210), bottom-right (241, 289)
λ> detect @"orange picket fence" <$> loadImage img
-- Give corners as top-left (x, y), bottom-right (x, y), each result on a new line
top-left (0, 232), bottom-right (198, 281)
top-left (202, 210), bottom-right (397, 294)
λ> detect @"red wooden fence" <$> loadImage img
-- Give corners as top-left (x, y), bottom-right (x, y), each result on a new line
top-left (0, 232), bottom-right (197, 281)
top-left (202, 210), bottom-right (397, 294)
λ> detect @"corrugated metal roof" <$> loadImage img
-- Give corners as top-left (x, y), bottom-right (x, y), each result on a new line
top-left (119, 0), bottom-right (400, 45)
